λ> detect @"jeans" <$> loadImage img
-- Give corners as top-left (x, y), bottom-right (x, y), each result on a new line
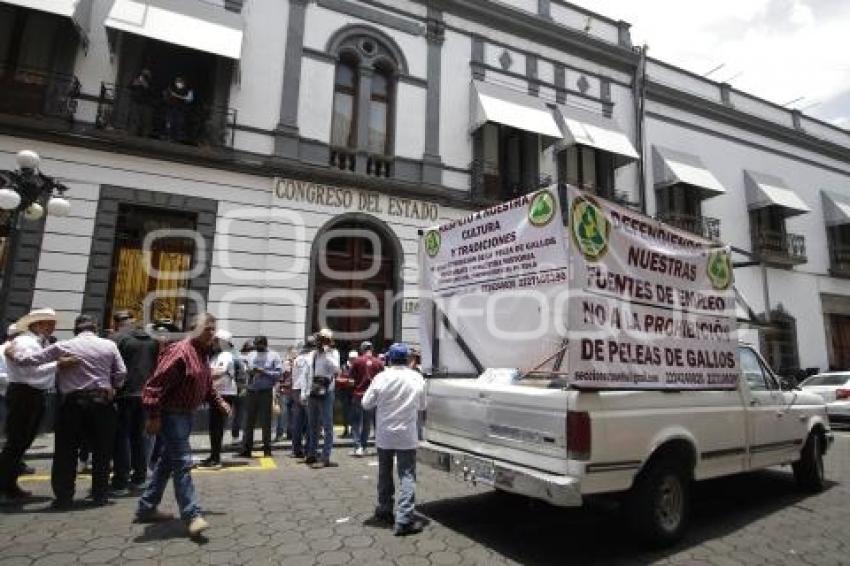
top-left (230, 394), bottom-right (244, 438)
top-left (0, 383), bottom-right (46, 493)
top-left (243, 389), bottom-right (273, 453)
top-left (275, 392), bottom-right (290, 438)
top-left (52, 392), bottom-right (117, 502)
top-left (351, 397), bottom-right (373, 450)
top-left (112, 396), bottom-right (149, 489)
top-left (337, 388), bottom-right (353, 434)
top-left (208, 395), bottom-right (236, 462)
top-left (307, 390), bottom-right (335, 462)
top-left (290, 393), bottom-right (307, 457)
top-left (138, 412), bottom-right (200, 521)
top-left (377, 448), bottom-right (417, 527)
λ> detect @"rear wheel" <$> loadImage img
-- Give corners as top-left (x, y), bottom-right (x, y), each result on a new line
top-left (792, 432), bottom-right (825, 493)
top-left (624, 457), bottom-right (691, 547)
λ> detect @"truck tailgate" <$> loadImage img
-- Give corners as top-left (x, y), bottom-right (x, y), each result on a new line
top-left (425, 378), bottom-right (570, 475)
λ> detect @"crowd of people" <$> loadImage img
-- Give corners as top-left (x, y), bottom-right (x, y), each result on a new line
top-left (0, 307), bottom-right (427, 537)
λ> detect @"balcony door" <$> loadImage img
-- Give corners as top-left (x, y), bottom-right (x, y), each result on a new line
top-left (105, 205), bottom-right (197, 331)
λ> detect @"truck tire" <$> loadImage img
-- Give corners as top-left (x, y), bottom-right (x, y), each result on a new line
top-left (624, 457), bottom-right (690, 547)
top-left (792, 432), bottom-right (825, 493)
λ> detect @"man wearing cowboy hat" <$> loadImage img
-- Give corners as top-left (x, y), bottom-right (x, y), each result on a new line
top-left (304, 328), bottom-right (340, 468)
top-left (0, 308), bottom-right (59, 503)
top-left (8, 314), bottom-right (127, 508)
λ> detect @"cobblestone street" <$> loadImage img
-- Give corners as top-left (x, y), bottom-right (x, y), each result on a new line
top-left (0, 432), bottom-right (848, 566)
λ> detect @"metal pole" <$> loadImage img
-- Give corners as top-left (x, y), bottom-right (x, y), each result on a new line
top-left (0, 210), bottom-right (22, 331)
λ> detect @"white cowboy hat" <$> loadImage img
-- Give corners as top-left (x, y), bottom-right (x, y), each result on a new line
top-left (317, 328), bottom-right (333, 340)
top-left (16, 307), bottom-right (57, 330)
top-left (214, 329), bottom-right (233, 344)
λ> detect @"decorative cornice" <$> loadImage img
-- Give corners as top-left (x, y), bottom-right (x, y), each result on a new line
top-left (646, 80), bottom-right (850, 167)
top-left (418, 0), bottom-right (639, 73)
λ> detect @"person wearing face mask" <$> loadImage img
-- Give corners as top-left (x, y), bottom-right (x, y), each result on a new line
top-left (164, 75), bottom-right (194, 143)
top-left (304, 329), bottom-right (340, 468)
top-left (237, 336), bottom-right (282, 458)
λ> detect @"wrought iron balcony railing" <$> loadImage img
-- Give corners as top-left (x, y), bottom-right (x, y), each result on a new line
top-left (329, 147), bottom-right (394, 178)
top-left (470, 160), bottom-right (552, 201)
top-left (657, 212), bottom-right (721, 240)
top-left (0, 65), bottom-right (80, 121)
top-left (95, 82), bottom-right (236, 148)
top-left (829, 243), bottom-right (850, 276)
top-left (753, 230), bottom-right (807, 265)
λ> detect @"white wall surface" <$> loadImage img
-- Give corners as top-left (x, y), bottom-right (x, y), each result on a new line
top-left (297, 57), bottom-right (336, 144)
top-left (394, 82), bottom-right (427, 159)
top-left (439, 29), bottom-right (473, 172)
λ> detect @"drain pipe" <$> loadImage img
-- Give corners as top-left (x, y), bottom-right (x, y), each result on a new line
top-left (634, 44), bottom-right (649, 214)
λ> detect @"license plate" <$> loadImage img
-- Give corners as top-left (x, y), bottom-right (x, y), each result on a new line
top-left (457, 455), bottom-right (496, 485)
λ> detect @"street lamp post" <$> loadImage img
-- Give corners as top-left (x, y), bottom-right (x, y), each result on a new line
top-left (0, 150), bottom-right (71, 332)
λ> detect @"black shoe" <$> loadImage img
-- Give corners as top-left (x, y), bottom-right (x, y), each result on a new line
top-left (50, 498), bottom-right (73, 510)
top-left (322, 460), bottom-right (338, 468)
top-left (394, 519), bottom-right (426, 536)
top-left (196, 458), bottom-right (222, 469)
top-left (5, 486), bottom-right (31, 500)
top-left (365, 511), bottom-right (394, 527)
top-left (18, 463), bottom-right (35, 475)
top-left (235, 451), bottom-right (252, 459)
top-left (263, 449), bottom-right (272, 457)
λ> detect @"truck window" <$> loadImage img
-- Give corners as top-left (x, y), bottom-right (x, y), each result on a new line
top-left (740, 348), bottom-right (769, 391)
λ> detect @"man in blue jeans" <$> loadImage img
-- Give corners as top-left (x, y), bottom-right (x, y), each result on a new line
top-left (303, 329), bottom-right (340, 468)
top-left (361, 343), bottom-right (427, 536)
top-left (135, 313), bottom-right (230, 538)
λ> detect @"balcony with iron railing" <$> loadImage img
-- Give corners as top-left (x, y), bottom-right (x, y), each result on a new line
top-left (752, 230), bottom-right (807, 266)
top-left (471, 160), bottom-right (553, 202)
top-left (329, 147), bottom-right (394, 178)
top-left (95, 83), bottom-right (236, 149)
top-left (0, 65), bottom-right (80, 123)
top-left (829, 243), bottom-right (850, 277)
top-left (656, 212), bottom-right (721, 240)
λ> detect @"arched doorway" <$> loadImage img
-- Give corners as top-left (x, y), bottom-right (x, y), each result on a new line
top-left (308, 214), bottom-right (402, 356)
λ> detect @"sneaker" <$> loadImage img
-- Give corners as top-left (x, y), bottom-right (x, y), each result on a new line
top-left (135, 509), bottom-right (174, 523)
top-left (351, 447), bottom-right (364, 457)
top-left (394, 519), bottom-right (426, 537)
top-left (188, 516), bottom-right (210, 537)
top-left (365, 511), bottom-right (394, 527)
top-left (196, 458), bottom-right (222, 469)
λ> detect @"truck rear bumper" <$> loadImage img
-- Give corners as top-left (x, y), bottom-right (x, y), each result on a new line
top-left (417, 441), bottom-right (583, 507)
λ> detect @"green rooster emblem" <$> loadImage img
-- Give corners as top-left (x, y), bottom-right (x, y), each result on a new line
top-left (707, 249), bottom-right (732, 290)
top-left (571, 197), bottom-right (609, 260)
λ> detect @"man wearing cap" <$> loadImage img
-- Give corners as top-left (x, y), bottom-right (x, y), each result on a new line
top-left (362, 343), bottom-right (427, 536)
top-left (136, 313), bottom-right (230, 538)
top-left (111, 310), bottom-right (160, 494)
top-left (349, 341), bottom-right (384, 457)
top-left (238, 335), bottom-right (282, 458)
top-left (0, 308), bottom-right (59, 503)
top-left (199, 329), bottom-right (238, 469)
top-left (304, 328), bottom-right (340, 468)
top-left (7, 314), bottom-right (127, 507)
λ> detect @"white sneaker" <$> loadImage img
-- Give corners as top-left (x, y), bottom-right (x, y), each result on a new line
top-left (188, 516), bottom-right (209, 537)
top-left (354, 447), bottom-right (365, 457)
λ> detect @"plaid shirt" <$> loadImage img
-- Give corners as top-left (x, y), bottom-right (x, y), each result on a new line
top-left (142, 338), bottom-right (225, 418)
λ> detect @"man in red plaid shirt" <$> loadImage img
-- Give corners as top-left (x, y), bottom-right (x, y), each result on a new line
top-left (134, 313), bottom-right (230, 538)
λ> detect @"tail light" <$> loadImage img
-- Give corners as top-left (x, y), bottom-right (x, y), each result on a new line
top-left (836, 389), bottom-right (850, 400)
top-left (566, 410), bottom-right (591, 460)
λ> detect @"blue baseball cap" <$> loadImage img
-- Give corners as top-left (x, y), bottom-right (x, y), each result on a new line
top-left (387, 343), bottom-right (409, 364)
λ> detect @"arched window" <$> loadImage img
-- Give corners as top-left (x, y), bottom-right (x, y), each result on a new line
top-left (368, 67), bottom-right (392, 155)
top-left (331, 57), bottom-right (358, 149)
top-left (327, 26), bottom-right (407, 177)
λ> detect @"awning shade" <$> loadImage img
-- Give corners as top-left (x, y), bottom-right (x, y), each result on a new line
top-left (822, 191), bottom-right (850, 226)
top-left (652, 145), bottom-right (725, 198)
top-left (745, 171), bottom-right (810, 218)
top-left (555, 104), bottom-right (639, 168)
top-left (470, 80), bottom-right (562, 140)
top-left (3, 0), bottom-right (92, 43)
top-left (105, 0), bottom-right (244, 60)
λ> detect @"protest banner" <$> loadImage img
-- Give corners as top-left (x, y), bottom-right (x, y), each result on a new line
top-left (565, 186), bottom-right (738, 389)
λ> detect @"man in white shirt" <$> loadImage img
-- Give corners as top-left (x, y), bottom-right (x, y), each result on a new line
top-left (289, 337), bottom-right (314, 459)
top-left (0, 308), bottom-right (58, 502)
top-left (199, 329), bottom-right (238, 469)
top-left (304, 329), bottom-right (340, 468)
top-left (362, 342), bottom-right (427, 536)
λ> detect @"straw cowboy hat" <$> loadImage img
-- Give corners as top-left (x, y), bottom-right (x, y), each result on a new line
top-left (15, 307), bottom-right (57, 330)
top-left (317, 328), bottom-right (334, 341)
top-left (214, 329), bottom-right (233, 345)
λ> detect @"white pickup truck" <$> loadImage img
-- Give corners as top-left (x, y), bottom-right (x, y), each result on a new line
top-left (418, 343), bottom-right (833, 545)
